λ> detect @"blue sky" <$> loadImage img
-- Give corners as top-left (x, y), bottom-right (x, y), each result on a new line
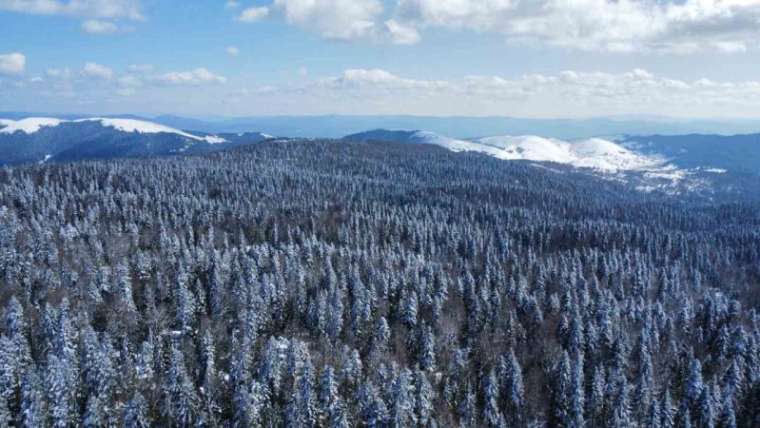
top-left (2, 0), bottom-right (760, 118)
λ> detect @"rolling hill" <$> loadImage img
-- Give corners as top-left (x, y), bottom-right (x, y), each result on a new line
top-left (0, 117), bottom-right (272, 165)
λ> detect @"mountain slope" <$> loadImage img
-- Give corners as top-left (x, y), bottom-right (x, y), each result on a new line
top-left (0, 117), bottom-right (272, 165)
top-left (343, 129), bottom-right (760, 198)
top-left (345, 129), bottom-right (664, 172)
top-left (142, 114), bottom-right (760, 139)
top-left (620, 133), bottom-right (760, 175)
top-left (0, 117), bottom-right (64, 134)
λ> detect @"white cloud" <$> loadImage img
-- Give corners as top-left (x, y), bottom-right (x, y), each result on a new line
top-left (237, 6), bottom-right (269, 23)
top-left (83, 62), bottom-right (114, 79)
top-left (385, 19), bottom-right (420, 45)
top-left (0, 52), bottom-right (25, 75)
top-left (10, 63), bottom-right (760, 118)
top-left (711, 41), bottom-right (747, 54)
top-left (0, 0), bottom-right (143, 20)
top-left (46, 67), bottom-right (73, 79)
top-left (154, 68), bottom-right (227, 85)
top-left (117, 74), bottom-right (142, 87)
top-left (115, 87), bottom-right (135, 97)
top-left (41, 64), bottom-right (226, 95)
top-left (250, 67), bottom-right (760, 117)
top-left (325, 68), bottom-right (448, 91)
top-left (226, 46), bottom-right (240, 56)
top-left (3, 62), bottom-right (244, 111)
top-left (82, 19), bottom-right (118, 34)
top-left (240, 0), bottom-right (760, 51)
top-left (273, 0), bottom-right (382, 40)
top-left (128, 64), bottom-right (153, 72)
top-left (393, 0), bottom-right (760, 53)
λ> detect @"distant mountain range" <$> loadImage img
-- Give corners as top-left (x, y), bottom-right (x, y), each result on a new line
top-left (135, 115), bottom-right (760, 140)
top-left (2, 115), bottom-right (759, 199)
top-left (344, 129), bottom-right (760, 176)
top-left (620, 133), bottom-right (760, 175)
top-left (0, 117), bottom-right (272, 165)
top-left (3, 112), bottom-right (760, 139)
top-left (342, 129), bottom-right (760, 197)
top-left (343, 130), bottom-right (663, 172)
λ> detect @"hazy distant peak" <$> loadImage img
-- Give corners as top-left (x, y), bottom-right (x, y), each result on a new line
top-left (0, 118), bottom-right (64, 134)
top-left (346, 129), bottom-right (665, 172)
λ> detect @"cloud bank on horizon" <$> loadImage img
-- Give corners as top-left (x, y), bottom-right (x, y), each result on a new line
top-left (2, 0), bottom-right (760, 118)
top-left (224, 0), bottom-right (760, 53)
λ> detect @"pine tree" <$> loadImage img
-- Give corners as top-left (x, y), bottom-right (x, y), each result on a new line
top-left (419, 323), bottom-right (436, 372)
top-left (318, 366), bottom-right (342, 426)
top-left (505, 349), bottom-right (525, 411)
top-left (414, 370), bottom-right (434, 427)
top-left (358, 381), bottom-right (388, 428)
top-left (372, 316), bottom-right (391, 355)
top-left (5, 297), bottom-right (26, 337)
top-left (0, 335), bottom-right (21, 415)
top-left (458, 381), bottom-right (477, 428)
top-left (635, 333), bottom-right (655, 423)
top-left (680, 409), bottom-right (693, 428)
top-left (295, 355), bottom-right (316, 428)
top-left (401, 289), bottom-right (419, 328)
top-left (389, 369), bottom-right (416, 427)
top-left (135, 339), bottom-right (155, 384)
top-left (233, 379), bottom-right (268, 428)
top-left (164, 346), bottom-right (199, 426)
top-left (200, 330), bottom-right (220, 423)
top-left (719, 395), bottom-right (737, 428)
top-left (47, 354), bottom-right (77, 428)
top-left (647, 399), bottom-right (661, 428)
top-left (661, 389), bottom-right (676, 428)
top-left (697, 387), bottom-right (715, 428)
top-left (326, 288), bottom-right (345, 341)
top-left (483, 369), bottom-right (506, 427)
top-left (115, 262), bottom-right (137, 313)
top-left (609, 369), bottom-right (632, 428)
top-left (553, 351), bottom-right (572, 427)
top-left (20, 371), bottom-right (46, 428)
top-left (83, 393), bottom-right (105, 428)
top-left (589, 366), bottom-right (606, 426)
top-left (568, 352), bottom-right (585, 428)
top-left (123, 392), bottom-right (150, 428)
top-left (685, 355), bottom-right (704, 405)
top-left (175, 266), bottom-right (197, 333)
top-left (342, 348), bottom-right (362, 387)
top-left (0, 395), bottom-right (11, 427)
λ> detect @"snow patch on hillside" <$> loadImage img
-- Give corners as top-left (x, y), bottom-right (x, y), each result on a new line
top-left (80, 118), bottom-right (186, 135)
top-left (0, 118), bottom-right (64, 134)
top-left (413, 131), bottom-right (506, 158)
top-left (202, 135), bottom-right (227, 144)
top-left (701, 167), bottom-right (727, 174)
top-left (0, 117), bottom-right (227, 143)
top-left (411, 131), bottom-right (664, 172)
top-left (406, 130), bottom-right (713, 193)
top-left (76, 118), bottom-right (227, 144)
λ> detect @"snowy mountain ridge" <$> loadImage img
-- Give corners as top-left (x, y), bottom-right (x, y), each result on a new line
top-left (342, 129), bottom-right (751, 196)
top-left (0, 117), bottom-right (277, 165)
top-left (349, 129), bottom-right (666, 172)
top-left (0, 118), bottom-right (65, 135)
top-left (0, 117), bottom-right (227, 144)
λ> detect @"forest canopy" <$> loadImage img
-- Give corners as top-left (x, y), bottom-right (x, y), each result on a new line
top-left (0, 140), bottom-right (758, 427)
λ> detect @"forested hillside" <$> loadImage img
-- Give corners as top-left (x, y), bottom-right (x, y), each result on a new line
top-left (0, 141), bottom-right (758, 427)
